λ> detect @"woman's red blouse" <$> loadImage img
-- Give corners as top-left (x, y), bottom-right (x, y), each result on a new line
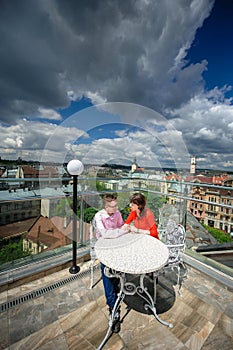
top-left (125, 208), bottom-right (159, 239)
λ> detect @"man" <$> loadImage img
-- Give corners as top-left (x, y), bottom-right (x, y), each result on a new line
top-left (94, 193), bottom-right (128, 333)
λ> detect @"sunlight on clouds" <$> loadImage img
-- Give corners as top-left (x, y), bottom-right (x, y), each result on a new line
top-left (40, 102), bottom-right (191, 170)
top-left (166, 89), bottom-right (233, 164)
top-left (229, 122), bottom-right (233, 130)
top-left (1, 0), bottom-right (232, 170)
top-left (86, 91), bottom-right (107, 105)
top-left (38, 108), bottom-right (62, 121)
top-left (195, 127), bottom-right (216, 140)
top-left (4, 137), bottom-right (23, 148)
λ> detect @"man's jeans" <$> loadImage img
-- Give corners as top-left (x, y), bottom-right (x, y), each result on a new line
top-left (101, 263), bottom-right (119, 309)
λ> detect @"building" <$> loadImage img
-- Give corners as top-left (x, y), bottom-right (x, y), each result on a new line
top-left (0, 194), bottom-right (41, 225)
top-left (190, 155), bottom-right (196, 174)
top-left (188, 185), bottom-right (233, 234)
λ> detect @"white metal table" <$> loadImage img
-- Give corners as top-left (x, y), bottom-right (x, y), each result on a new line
top-left (95, 233), bottom-right (173, 349)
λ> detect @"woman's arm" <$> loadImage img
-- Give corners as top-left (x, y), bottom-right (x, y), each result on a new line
top-left (125, 210), bottom-right (137, 224)
top-left (146, 209), bottom-right (159, 239)
top-left (149, 223), bottom-right (159, 239)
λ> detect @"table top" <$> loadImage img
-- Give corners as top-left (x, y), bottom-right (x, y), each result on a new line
top-left (94, 233), bottom-right (169, 274)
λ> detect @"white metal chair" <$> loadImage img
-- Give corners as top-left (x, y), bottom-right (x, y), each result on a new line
top-left (89, 218), bottom-right (100, 289)
top-left (162, 219), bottom-right (186, 296)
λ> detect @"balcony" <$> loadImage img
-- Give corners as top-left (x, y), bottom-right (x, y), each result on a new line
top-left (0, 176), bottom-right (232, 349)
top-left (0, 259), bottom-right (232, 349)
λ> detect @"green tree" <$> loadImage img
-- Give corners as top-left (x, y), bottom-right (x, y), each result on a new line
top-left (96, 181), bottom-right (108, 192)
top-left (78, 207), bottom-right (98, 223)
top-left (120, 205), bottom-right (131, 221)
top-left (53, 198), bottom-right (73, 218)
top-left (202, 224), bottom-right (232, 243)
top-left (0, 238), bottom-right (31, 265)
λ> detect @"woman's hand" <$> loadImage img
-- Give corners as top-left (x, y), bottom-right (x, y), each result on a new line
top-left (130, 226), bottom-right (150, 235)
top-left (130, 226), bottom-right (138, 233)
top-left (121, 224), bottom-right (130, 231)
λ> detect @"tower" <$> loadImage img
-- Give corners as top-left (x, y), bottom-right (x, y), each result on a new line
top-left (190, 156), bottom-right (196, 174)
top-left (131, 157), bottom-right (138, 173)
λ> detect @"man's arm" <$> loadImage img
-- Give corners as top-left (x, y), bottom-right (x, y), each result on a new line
top-left (94, 211), bottom-right (128, 239)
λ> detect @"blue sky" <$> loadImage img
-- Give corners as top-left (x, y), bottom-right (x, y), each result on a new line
top-left (0, 0), bottom-right (233, 171)
top-left (187, 0), bottom-right (233, 92)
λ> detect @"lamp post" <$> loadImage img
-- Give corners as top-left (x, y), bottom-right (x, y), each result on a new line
top-left (67, 159), bottom-right (84, 274)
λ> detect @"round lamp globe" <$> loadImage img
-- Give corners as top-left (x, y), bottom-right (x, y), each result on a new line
top-left (67, 159), bottom-right (84, 176)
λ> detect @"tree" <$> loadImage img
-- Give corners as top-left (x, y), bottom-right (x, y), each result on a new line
top-left (0, 238), bottom-right (31, 265)
top-left (78, 207), bottom-right (98, 223)
top-left (202, 225), bottom-right (232, 243)
top-left (53, 198), bottom-right (73, 218)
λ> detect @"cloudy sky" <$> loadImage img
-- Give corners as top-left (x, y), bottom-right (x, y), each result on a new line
top-left (0, 0), bottom-right (233, 171)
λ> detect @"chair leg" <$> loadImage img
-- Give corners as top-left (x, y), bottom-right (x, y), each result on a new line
top-left (176, 264), bottom-right (182, 297)
top-left (89, 260), bottom-right (94, 289)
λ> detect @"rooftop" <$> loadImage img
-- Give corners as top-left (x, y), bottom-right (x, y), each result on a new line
top-left (0, 256), bottom-right (232, 350)
top-left (0, 178), bottom-right (232, 349)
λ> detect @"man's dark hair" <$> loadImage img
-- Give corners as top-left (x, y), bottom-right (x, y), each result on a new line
top-left (102, 193), bottom-right (117, 205)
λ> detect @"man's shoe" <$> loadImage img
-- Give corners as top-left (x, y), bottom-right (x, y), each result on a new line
top-left (109, 310), bottom-right (121, 333)
top-left (112, 319), bottom-right (121, 333)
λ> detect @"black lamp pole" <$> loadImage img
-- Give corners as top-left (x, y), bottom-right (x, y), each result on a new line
top-left (67, 159), bottom-right (84, 274)
top-left (69, 174), bottom-right (80, 274)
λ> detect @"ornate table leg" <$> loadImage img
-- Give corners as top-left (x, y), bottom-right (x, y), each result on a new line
top-left (138, 274), bottom-right (173, 328)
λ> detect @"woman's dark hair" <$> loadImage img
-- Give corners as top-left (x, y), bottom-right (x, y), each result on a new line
top-left (129, 193), bottom-right (146, 213)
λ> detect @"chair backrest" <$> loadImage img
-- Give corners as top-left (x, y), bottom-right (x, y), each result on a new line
top-left (164, 219), bottom-right (186, 262)
top-left (165, 219), bottom-right (185, 245)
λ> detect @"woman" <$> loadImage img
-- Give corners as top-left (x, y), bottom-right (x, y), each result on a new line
top-left (123, 192), bottom-right (159, 239)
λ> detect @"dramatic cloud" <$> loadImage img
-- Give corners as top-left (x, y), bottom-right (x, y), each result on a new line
top-left (0, 0), bottom-right (214, 123)
top-left (0, 0), bottom-right (232, 171)
top-left (0, 120), bottom-right (86, 161)
top-left (167, 90), bottom-right (233, 169)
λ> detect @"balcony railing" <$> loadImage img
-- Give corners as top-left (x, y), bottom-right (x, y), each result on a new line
top-left (0, 176), bottom-right (232, 289)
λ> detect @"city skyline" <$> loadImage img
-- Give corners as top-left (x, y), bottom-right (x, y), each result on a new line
top-left (0, 0), bottom-right (233, 171)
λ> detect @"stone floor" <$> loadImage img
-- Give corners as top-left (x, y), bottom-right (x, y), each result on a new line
top-left (0, 261), bottom-right (232, 350)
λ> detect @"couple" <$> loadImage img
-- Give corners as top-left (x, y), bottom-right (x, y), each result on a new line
top-left (94, 192), bottom-right (159, 332)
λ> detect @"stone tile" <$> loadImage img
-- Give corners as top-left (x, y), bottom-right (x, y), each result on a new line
top-left (220, 313), bottom-right (233, 338)
top-left (162, 298), bottom-right (193, 325)
top-left (171, 322), bottom-right (194, 344)
top-left (9, 320), bottom-right (63, 350)
top-left (0, 264), bottom-right (232, 350)
top-left (181, 309), bottom-right (210, 332)
top-left (185, 321), bottom-right (215, 350)
top-left (37, 334), bottom-right (69, 350)
top-left (196, 301), bottom-right (222, 324)
top-left (59, 300), bottom-right (99, 333)
top-left (0, 311), bottom-right (9, 349)
top-left (8, 298), bottom-right (58, 344)
top-left (224, 301), bottom-right (233, 319)
top-left (183, 293), bottom-right (204, 310)
top-left (38, 334), bottom-right (69, 350)
top-left (0, 290), bottom-right (7, 305)
top-left (61, 300), bottom-right (124, 349)
top-left (201, 318), bottom-right (233, 350)
top-left (64, 331), bottom-right (96, 350)
top-left (123, 321), bottom-right (187, 350)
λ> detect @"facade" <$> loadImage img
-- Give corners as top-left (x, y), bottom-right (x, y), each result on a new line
top-left (188, 185), bottom-right (233, 234)
top-left (0, 197), bottom-right (41, 225)
top-left (23, 216), bottom-right (72, 254)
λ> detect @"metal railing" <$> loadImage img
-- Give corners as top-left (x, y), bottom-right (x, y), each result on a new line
top-left (0, 176), bottom-right (232, 285)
